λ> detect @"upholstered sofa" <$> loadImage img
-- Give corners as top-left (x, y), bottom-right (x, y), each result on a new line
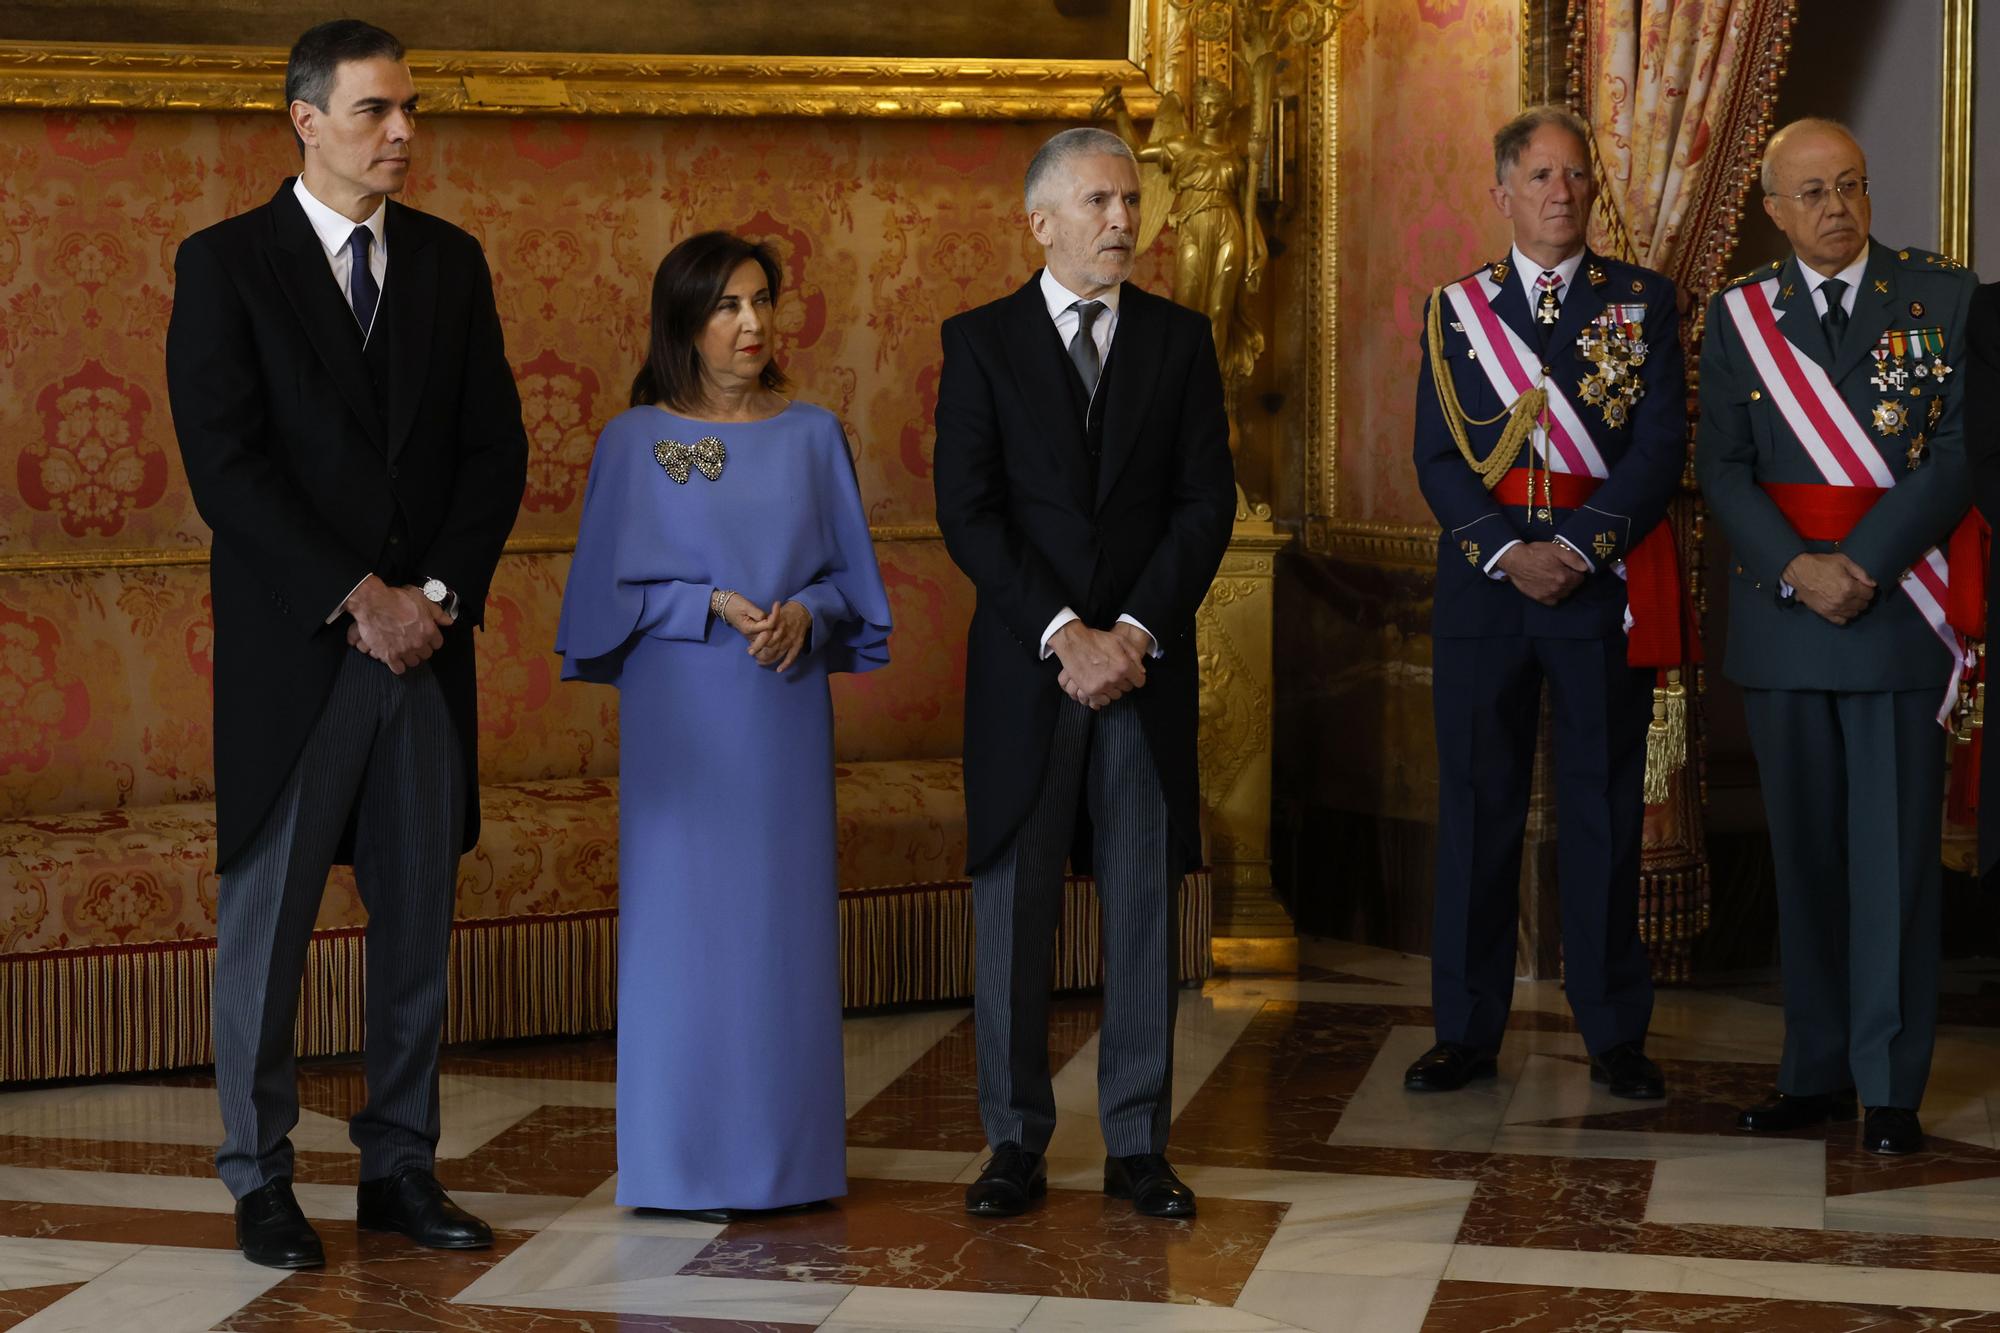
top-left (0, 535), bottom-right (1212, 1082)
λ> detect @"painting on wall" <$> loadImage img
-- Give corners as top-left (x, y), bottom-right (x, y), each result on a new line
top-left (1, 0), bottom-right (1133, 61)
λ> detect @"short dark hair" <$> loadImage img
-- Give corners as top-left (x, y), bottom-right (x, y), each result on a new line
top-left (285, 19), bottom-right (406, 153)
top-left (630, 231), bottom-right (790, 411)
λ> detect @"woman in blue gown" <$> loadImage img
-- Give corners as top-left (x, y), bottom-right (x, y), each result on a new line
top-left (555, 232), bottom-right (890, 1217)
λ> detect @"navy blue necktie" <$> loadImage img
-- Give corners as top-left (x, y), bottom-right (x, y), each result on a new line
top-left (1820, 277), bottom-right (1849, 357)
top-left (346, 225), bottom-right (378, 334)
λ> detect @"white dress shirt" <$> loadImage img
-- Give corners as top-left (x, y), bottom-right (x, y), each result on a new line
top-left (293, 177), bottom-right (392, 622)
top-left (1483, 244), bottom-right (1599, 579)
top-left (1800, 248), bottom-right (1867, 318)
top-left (1034, 269), bottom-right (1160, 661)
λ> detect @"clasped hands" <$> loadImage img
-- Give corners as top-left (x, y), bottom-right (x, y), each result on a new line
top-left (716, 592), bottom-right (812, 672)
top-left (1781, 552), bottom-right (1876, 625)
top-left (343, 574), bottom-right (450, 674)
top-left (1053, 621), bottom-right (1151, 710)
top-left (1496, 541), bottom-right (1591, 607)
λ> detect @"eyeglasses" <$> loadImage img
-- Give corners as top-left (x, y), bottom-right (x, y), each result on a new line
top-left (1772, 177), bottom-right (1869, 210)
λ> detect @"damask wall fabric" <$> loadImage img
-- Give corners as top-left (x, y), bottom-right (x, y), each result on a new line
top-left (1335, 0), bottom-right (1521, 530)
top-left (0, 107), bottom-right (1173, 964)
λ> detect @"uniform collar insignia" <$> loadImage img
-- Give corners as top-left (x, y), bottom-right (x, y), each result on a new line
top-left (1490, 258), bottom-right (1510, 283)
top-left (1587, 261), bottom-right (1608, 286)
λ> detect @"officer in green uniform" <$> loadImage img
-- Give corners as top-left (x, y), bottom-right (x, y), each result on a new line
top-left (1697, 117), bottom-right (1976, 1156)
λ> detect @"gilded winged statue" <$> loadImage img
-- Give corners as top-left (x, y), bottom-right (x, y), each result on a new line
top-left (1096, 78), bottom-right (1269, 400)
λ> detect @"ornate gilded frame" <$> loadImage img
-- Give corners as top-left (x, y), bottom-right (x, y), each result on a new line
top-left (0, 2), bottom-right (1183, 119)
top-left (1941, 0), bottom-right (1974, 266)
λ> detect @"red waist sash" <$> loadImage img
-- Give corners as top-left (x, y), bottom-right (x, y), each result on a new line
top-left (1492, 471), bottom-right (1698, 669)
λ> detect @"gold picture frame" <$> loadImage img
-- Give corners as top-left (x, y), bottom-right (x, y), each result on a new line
top-left (0, 0), bottom-right (1183, 120)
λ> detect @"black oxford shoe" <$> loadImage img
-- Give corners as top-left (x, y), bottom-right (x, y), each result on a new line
top-left (965, 1143), bottom-right (1046, 1218)
top-left (235, 1178), bottom-right (325, 1270)
top-left (1589, 1041), bottom-right (1666, 1100)
top-left (1404, 1041), bottom-right (1498, 1092)
top-left (1736, 1088), bottom-right (1859, 1133)
top-left (1104, 1153), bottom-right (1196, 1219)
top-left (357, 1167), bottom-right (493, 1249)
top-left (1863, 1106), bottom-right (1924, 1156)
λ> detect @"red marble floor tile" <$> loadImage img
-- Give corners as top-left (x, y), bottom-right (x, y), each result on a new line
top-left (679, 1176), bottom-right (1283, 1304)
top-left (1825, 1133), bottom-right (2000, 1197)
top-left (437, 1105), bottom-right (617, 1197)
top-left (846, 998), bottom-right (1102, 1152)
top-left (440, 1038), bottom-right (619, 1083)
top-left (1169, 1002), bottom-right (1493, 1178)
top-left (1295, 965), bottom-right (1396, 983)
top-left (0, 1284), bottom-right (84, 1330)
top-left (1421, 1281), bottom-right (2000, 1331)
top-left (0, 1198), bottom-right (241, 1247)
top-left (213, 1229), bottom-right (791, 1331)
top-left (1455, 1153), bottom-right (2000, 1274)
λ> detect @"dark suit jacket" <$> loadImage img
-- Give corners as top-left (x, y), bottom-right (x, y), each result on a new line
top-left (165, 180), bottom-right (528, 871)
top-left (1696, 241), bottom-right (1974, 693)
top-left (933, 275), bottom-right (1235, 877)
top-left (1412, 250), bottom-right (1686, 641)
top-left (1964, 281), bottom-right (2000, 875)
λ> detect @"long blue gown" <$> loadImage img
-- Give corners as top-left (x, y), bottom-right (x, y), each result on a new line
top-left (554, 401), bottom-right (891, 1209)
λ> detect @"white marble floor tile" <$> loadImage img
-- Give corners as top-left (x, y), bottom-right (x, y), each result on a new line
top-left (1501, 1049), bottom-right (1627, 1126)
top-left (527, 1178), bottom-right (723, 1240)
top-left (469, 1269), bottom-right (853, 1321)
top-left (1022, 1295), bottom-right (1298, 1331)
top-left (1644, 1140), bottom-right (1825, 1231)
top-left (1443, 1243), bottom-right (2000, 1311)
top-left (12, 1245), bottom-right (289, 1333)
top-left (1328, 1026), bottom-right (1521, 1153)
top-left (432, 1075), bottom-right (549, 1160)
top-left (821, 1285), bottom-right (1043, 1330)
top-left (0, 1237), bottom-right (138, 1292)
top-left (848, 1145), bottom-right (982, 1184)
top-left (1826, 1176), bottom-right (2000, 1240)
top-left (0, 1084), bottom-right (352, 1154)
top-left (843, 1007), bottom-right (973, 1117)
top-left (1234, 1269), bottom-right (1438, 1333)
top-left (1487, 1124), bottom-right (1787, 1161)
top-left (453, 1230), bottom-right (715, 1304)
top-left (441, 1073), bottom-right (618, 1109)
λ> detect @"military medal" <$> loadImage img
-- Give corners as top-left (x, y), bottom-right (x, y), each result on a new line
top-left (1536, 288), bottom-right (1561, 324)
top-left (1908, 432), bottom-right (1928, 470)
top-left (1872, 399), bottom-right (1910, 436)
top-left (1575, 305), bottom-right (1648, 429)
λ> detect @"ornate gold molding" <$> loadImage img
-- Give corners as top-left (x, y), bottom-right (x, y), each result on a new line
top-left (1941, 0), bottom-right (1975, 266)
top-left (0, 524), bottom-right (946, 575)
top-left (0, 40), bottom-right (1166, 119)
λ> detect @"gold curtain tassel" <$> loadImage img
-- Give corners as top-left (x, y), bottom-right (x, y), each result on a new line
top-left (1643, 668), bottom-right (1688, 805)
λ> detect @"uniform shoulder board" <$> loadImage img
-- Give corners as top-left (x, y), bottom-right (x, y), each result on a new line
top-left (1723, 259), bottom-right (1782, 290)
top-left (1892, 246), bottom-right (1966, 271)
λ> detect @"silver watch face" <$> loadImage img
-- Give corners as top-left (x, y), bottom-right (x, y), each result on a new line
top-left (422, 578), bottom-right (447, 603)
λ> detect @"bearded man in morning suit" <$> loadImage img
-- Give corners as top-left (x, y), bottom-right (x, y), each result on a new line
top-left (166, 20), bottom-right (527, 1267)
top-left (934, 127), bottom-right (1235, 1221)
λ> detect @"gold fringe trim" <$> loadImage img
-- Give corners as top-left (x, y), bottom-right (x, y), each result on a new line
top-left (1642, 668), bottom-right (1688, 805)
top-left (2, 873), bottom-right (1216, 1082)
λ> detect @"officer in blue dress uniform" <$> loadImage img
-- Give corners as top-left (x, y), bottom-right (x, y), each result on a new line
top-left (1406, 106), bottom-right (1687, 1098)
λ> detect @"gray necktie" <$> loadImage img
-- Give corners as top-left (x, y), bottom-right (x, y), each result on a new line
top-left (1067, 299), bottom-right (1104, 397)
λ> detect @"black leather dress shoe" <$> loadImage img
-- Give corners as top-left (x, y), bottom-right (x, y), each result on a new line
top-left (1863, 1106), bottom-right (1924, 1156)
top-left (1404, 1041), bottom-right (1498, 1091)
top-left (965, 1143), bottom-right (1046, 1217)
top-left (357, 1167), bottom-right (494, 1249)
top-left (637, 1202), bottom-right (827, 1225)
top-left (1589, 1042), bottom-right (1666, 1100)
top-left (1736, 1088), bottom-right (1859, 1133)
top-left (235, 1178), bottom-right (325, 1270)
top-left (1104, 1153), bottom-right (1196, 1219)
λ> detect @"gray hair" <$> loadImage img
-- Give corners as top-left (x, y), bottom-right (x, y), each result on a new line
top-left (1024, 127), bottom-right (1136, 211)
top-left (1760, 117), bottom-right (1861, 194)
top-left (1493, 104), bottom-right (1592, 185)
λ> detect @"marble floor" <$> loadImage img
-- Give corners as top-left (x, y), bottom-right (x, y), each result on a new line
top-left (7, 939), bottom-right (2000, 1331)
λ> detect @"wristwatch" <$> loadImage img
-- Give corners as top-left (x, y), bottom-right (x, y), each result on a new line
top-left (421, 576), bottom-right (460, 623)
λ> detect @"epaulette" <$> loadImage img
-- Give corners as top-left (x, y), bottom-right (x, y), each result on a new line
top-left (1723, 259), bottom-right (1784, 290)
top-left (1891, 246), bottom-right (1967, 271)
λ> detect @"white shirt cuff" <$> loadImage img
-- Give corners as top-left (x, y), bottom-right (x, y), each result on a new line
top-left (1039, 607), bottom-right (1080, 660)
top-left (327, 573), bottom-right (372, 624)
top-left (1116, 613), bottom-right (1162, 658)
top-left (1482, 539), bottom-right (1522, 581)
top-left (1552, 533), bottom-right (1596, 573)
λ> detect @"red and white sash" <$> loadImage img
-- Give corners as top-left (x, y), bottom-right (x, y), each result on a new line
top-left (1721, 276), bottom-right (1968, 724)
top-left (1443, 275), bottom-right (1610, 480)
